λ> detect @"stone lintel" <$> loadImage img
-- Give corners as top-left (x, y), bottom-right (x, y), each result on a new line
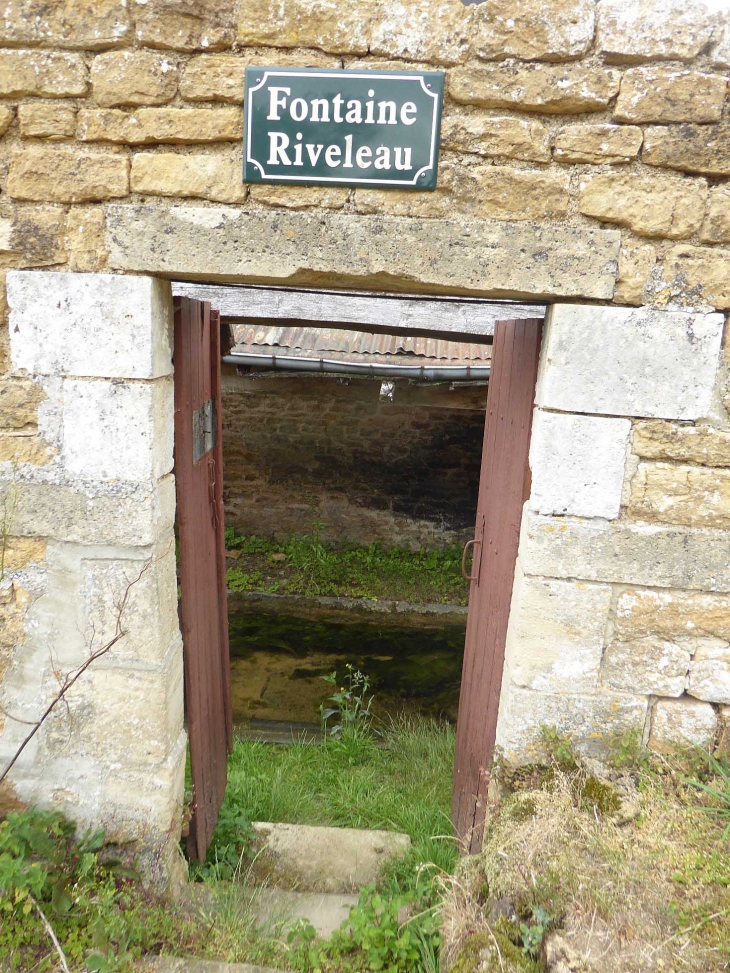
top-left (106, 204), bottom-right (621, 302)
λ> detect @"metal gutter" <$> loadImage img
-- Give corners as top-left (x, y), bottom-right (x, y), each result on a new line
top-left (222, 353), bottom-right (491, 382)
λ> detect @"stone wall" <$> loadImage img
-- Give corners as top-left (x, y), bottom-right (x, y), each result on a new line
top-left (0, 0), bottom-right (728, 864)
top-left (497, 303), bottom-right (730, 763)
top-left (221, 371), bottom-right (487, 548)
top-left (0, 270), bottom-right (184, 884)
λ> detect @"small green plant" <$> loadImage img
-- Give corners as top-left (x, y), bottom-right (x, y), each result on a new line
top-left (539, 726), bottom-right (577, 770)
top-left (0, 807), bottom-right (196, 970)
top-left (519, 906), bottom-right (554, 958)
top-left (320, 664), bottom-right (380, 746)
top-left (609, 727), bottom-right (650, 771)
top-left (687, 753), bottom-right (730, 838)
top-left (190, 804), bottom-right (254, 882)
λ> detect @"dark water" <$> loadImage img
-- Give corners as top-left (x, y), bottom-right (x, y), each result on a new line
top-left (228, 608), bottom-right (466, 727)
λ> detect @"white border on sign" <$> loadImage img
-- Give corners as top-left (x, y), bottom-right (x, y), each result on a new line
top-left (245, 70), bottom-right (441, 187)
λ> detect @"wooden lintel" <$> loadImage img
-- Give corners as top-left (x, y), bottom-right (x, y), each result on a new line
top-left (171, 283), bottom-right (546, 340)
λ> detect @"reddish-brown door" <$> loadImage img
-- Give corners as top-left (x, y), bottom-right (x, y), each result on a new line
top-left (451, 317), bottom-right (544, 854)
top-left (173, 297), bottom-right (232, 863)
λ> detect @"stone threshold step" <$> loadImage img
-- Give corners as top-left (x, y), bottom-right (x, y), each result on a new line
top-left (257, 888), bottom-right (359, 939)
top-left (250, 821), bottom-right (411, 894)
top-left (139, 960), bottom-right (282, 973)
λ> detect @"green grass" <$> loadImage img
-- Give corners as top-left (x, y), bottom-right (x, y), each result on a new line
top-left (215, 716), bottom-right (458, 882)
top-left (225, 528), bottom-right (469, 606)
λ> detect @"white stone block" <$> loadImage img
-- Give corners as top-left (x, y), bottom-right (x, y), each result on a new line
top-left (62, 377), bottom-right (173, 482)
top-left (601, 637), bottom-right (690, 696)
top-left (9, 474), bottom-right (176, 546)
top-left (688, 637), bottom-right (730, 704)
top-left (520, 510), bottom-right (730, 591)
top-left (649, 697), bottom-right (717, 753)
top-left (529, 410), bottom-right (630, 519)
top-left (80, 535), bottom-right (180, 666)
top-left (536, 305), bottom-right (724, 420)
top-left (8, 271), bottom-right (173, 380)
top-left (503, 562), bottom-right (611, 692)
top-left (495, 681), bottom-right (648, 765)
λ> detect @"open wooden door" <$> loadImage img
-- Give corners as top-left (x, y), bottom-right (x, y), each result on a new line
top-left (173, 296), bottom-right (232, 863)
top-left (451, 317), bottom-right (544, 854)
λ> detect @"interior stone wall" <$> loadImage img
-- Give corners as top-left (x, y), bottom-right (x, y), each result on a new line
top-left (0, 0), bottom-right (729, 864)
top-left (0, 270), bottom-right (185, 885)
top-left (221, 371), bottom-right (487, 549)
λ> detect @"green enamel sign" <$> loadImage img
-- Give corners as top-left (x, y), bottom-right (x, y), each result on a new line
top-left (243, 67), bottom-right (445, 191)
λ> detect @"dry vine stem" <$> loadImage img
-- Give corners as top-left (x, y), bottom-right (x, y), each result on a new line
top-left (0, 550), bottom-right (163, 785)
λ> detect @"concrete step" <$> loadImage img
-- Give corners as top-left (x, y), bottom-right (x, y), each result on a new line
top-left (257, 888), bottom-right (359, 938)
top-left (250, 821), bottom-right (411, 894)
top-left (138, 959), bottom-right (283, 973)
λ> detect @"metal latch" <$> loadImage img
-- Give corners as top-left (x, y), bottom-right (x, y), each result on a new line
top-left (192, 398), bottom-right (217, 463)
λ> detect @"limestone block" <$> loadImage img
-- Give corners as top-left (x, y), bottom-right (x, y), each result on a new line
top-left (633, 421), bottom-right (730, 468)
top-left (0, 433), bottom-right (53, 464)
top-left (3, 206), bottom-right (66, 267)
top-left (712, 21), bottom-right (730, 69)
top-left (8, 271), bottom-right (173, 380)
top-left (503, 564), bottom-right (611, 692)
top-left (81, 538), bottom-right (179, 666)
top-left (553, 124), bottom-right (642, 165)
top-left (649, 697), bottom-right (717, 753)
top-left (643, 123), bottom-right (730, 178)
top-left (536, 305), bottom-right (724, 420)
top-left (0, 376), bottom-right (44, 429)
top-left (0, 583), bottom-right (28, 647)
top-left (628, 461), bottom-right (730, 530)
top-left (495, 682), bottom-right (648, 764)
top-left (596, 0), bottom-right (718, 63)
top-left (250, 184), bottom-right (348, 211)
top-left (179, 50), bottom-right (341, 104)
top-left (130, 151), bottom-right (246, 204)
top-left (7, 146), bottom-right (129, 203)
top-left (106, 204), bottom-right (621, 301)
top-left (65, 207), bottom-right (108, 273)
top-left (354, 183), bottom-right (454, 219)
top-left (614, 587), bottom-right (730, 642)
top-left (529, 411), bottom-right (630, 519)
top-left (520, 510), bottom-right (730, 591)
top-left (99, 733), bottom-right (186, 838)
top-left (0, 50), bottom-right (87, 97)
top-left (471, 0), bottom-right (594, 62)
top-left (1, 536), bottom-right (46, 571)
top-left (455, 165), bottom-right (570, 221)
top-left (579, 171), bottom-right (707, 240)
top-left (370, 0), bottom-right (471, 65)
top-left (663, 245), bottom-right (730, 311)
top-left (5, 475), bottom-right (176, 546)
top-left (91, 51), bottom-right (179, 108)
top-left (0, 0), bottom-right (131, 49)
top-left (54, 650), bottom-right (184, 766)
top-left (0, 105), bottom-right (14, 137)
top-left (701, 188), bottom-right (730, 245)
top-left (614, 68), bottom-right (727, 125)
top-left (78, 107), bottom-right (242, 144)
top-left (449, 62), bottom-right (621, 114)
top-left (61, 378), bottom-right (173, 482)
top-left (441, 110), bottom-right (550, 162)
top-left (614, 242), bottom-right (656, 306)
top-left (237, 0), bottom-right (376, 55)
top-left (687, 639), bottom-right (730, 704)
top-left (602, 638), bottom-right (690, 696)
top-left (18, 103), bottom-right (76, 139)
top-left (132, 0), bottom-right (238, 52)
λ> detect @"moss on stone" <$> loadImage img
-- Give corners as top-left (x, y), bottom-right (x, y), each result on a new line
top-left (579, 775), bottom-right (622, 815)
top-left (449, 927), bottom-right (540, 973)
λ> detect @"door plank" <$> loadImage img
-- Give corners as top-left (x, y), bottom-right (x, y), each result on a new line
top-left (451, 318), bottom-right (544, 854)
top-left (174, 296), bottom-right (231, 863)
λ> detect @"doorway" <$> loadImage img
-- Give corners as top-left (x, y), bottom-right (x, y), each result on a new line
top-left (172, 284), bottom-right (544, 861)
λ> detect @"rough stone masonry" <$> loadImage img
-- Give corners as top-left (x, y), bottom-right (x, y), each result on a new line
top-left (0, 0), bottom-right (729, 877)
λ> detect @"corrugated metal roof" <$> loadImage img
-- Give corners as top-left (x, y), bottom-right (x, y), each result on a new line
top-left (231, 324), bottom-right (491, 365)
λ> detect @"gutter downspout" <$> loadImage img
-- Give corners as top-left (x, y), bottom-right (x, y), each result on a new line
top-left (222, 353), bottom-right (491, 382)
